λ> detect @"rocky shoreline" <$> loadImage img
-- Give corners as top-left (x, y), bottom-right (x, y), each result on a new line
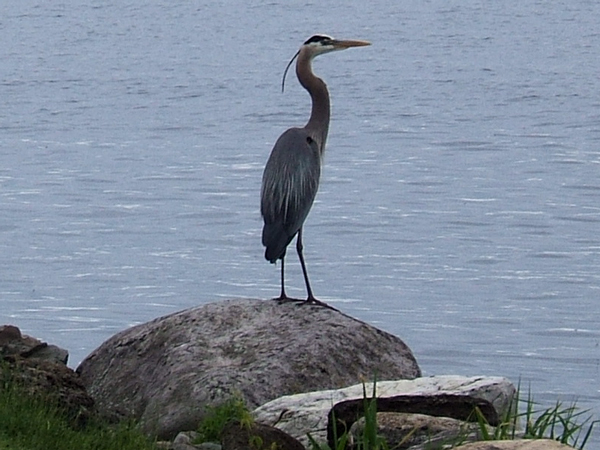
top-left (0, 299), bottom-right (577, 450)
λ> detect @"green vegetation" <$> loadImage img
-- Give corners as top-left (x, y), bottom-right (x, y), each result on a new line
top-left (0, 365), bottom-right (158, 450)
top-left (194, 394), bottom-right (254, 444)
top-left (469, 382), bottom-right (597, 450)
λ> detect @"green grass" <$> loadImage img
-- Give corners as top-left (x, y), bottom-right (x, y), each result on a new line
top-left (194, 395), bottom-right (254, 444)
top-left (469, 382), bottom-right (598, 450)
top-left (0, 371), bottom-right (158, 450)
top-left (0, 360), bottom-right (253, 450)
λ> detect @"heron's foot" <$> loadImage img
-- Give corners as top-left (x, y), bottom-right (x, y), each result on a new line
top-left (272, 294), bottom-right (304, 305)
top-left (301, 296), bottom-right (339, 311)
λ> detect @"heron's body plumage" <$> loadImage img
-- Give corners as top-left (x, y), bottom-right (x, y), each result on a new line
top-left (261, 127), bottom-right (321, 263)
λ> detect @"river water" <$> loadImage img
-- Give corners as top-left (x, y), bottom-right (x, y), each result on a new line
top-left (2, 0), bottom-right (599, 439)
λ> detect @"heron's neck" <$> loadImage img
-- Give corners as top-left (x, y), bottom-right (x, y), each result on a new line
top-left (296, 52), bottom-right (330, 154)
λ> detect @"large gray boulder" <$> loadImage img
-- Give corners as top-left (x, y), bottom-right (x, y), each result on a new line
top-left (76, 298), bottom-right (420, 439)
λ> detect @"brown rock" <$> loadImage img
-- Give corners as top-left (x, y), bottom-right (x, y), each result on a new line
top-left (3, 358), bottom-right (94, 426)
top-left (0, 325), bottom-right (93, 426)
top-left (0, 324), bottom-right (68, 364)
top-left (350, 412), bottom-right (487, 449)
top-left (221, 420), bottom-right (305, 450)
top-left (0, 324), bottom-right (22, 343)
top-left (453, 439), bottom-right (575, 449)
top-left (329, 393), bottom-right (500, 447)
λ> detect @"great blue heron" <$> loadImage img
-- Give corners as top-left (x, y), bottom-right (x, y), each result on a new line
top-left (260, 35), bottom-right (370, 304)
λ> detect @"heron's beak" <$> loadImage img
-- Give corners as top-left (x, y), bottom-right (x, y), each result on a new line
top-left (331, 39), bottom-right (371, 49)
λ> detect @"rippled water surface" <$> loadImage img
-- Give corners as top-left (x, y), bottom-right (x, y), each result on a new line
top-left (2, 0), bottom-right (600, 438)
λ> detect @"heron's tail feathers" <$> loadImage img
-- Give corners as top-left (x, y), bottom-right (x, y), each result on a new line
top-left (262, 222), bottom-right (294, 263)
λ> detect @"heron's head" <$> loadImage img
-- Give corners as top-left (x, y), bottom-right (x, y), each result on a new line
top-left (281, 35), bottom-right (370, 92)
top-left (301, 34), bottom-right (371, 58)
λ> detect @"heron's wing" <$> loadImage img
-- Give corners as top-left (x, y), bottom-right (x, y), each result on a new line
top-left (261, 128), bottom-right (321, 262)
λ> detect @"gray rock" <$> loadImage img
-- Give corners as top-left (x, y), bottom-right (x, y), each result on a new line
top-left (76, 298), bottom-right (420, 439)
top-left (173, 431), bottom-right (200, 449)
top-left (156, 431), bottom-right (221, 450)
top-left (253, 376), bottom-right (515, 448)
top-left (171, 431), bottom-right (205, 450)
top-left (197, 444), bottom-right (222, 450)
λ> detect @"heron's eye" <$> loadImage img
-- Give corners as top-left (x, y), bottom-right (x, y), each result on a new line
top-left (306, 136), bottom-right (314, 144)
top-left (304, 35), bottom-right (333, 46)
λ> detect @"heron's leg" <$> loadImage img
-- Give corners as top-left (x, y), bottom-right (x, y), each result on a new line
top-left (295, 230), bottom-right (337, 310)
top-left (274, 253), bottom-right (303, 303)
top-left (278, 255), bottom-right (287, 300)
top-left (296, 228), bottom-right (317, 302)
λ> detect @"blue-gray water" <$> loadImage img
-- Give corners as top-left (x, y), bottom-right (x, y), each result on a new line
top-left (2, 0), bottom-right (599, 439)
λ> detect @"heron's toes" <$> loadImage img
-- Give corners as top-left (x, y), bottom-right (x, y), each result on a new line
top-left (301, 297), bottom-right (338, 311)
